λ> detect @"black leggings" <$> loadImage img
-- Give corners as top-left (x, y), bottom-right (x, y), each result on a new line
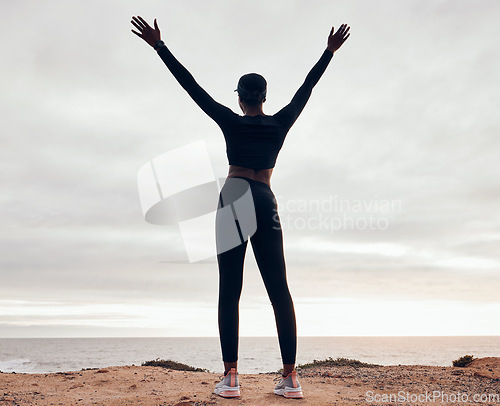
top-left (215, 176), bottom-right (296, 365)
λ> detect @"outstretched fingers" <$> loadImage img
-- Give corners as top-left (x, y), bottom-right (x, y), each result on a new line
top-left (343, 25), bottom-right (351, 39)
top-left (131, 21), bottom-right (143, 34)
top-left (327, 23), bottom-right (350, 52)
top-left (131, 15), bottom-right (161, 48)
top-left (137, 16), bottom-right (151, 29)
top-left (332, 24), bottom-right (350, 45)
top-left (131, 15), bottom-right (156, 40)
top-left (132, 17), bottom-right (144, 29)
top-left (131, 16), bottom-right (154, 35)
top-left (338, 24), bottom-right (350, 39)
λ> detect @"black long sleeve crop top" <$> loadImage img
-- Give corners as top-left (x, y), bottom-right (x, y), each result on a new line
top-left (157, 45), bottom-right (333, 170)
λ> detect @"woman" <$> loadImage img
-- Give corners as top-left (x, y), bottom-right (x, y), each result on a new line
top-left (131, 15), bottom-right (350, 399)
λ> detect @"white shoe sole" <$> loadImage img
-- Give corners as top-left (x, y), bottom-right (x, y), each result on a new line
top-left (214, 385), bottom-right (241, 398)
top-left (274, 387), bottom-right (304, 399)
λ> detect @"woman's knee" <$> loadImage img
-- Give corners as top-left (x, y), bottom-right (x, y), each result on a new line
top-left (218, 287), bottom-right (243, 305)
top-left (267, 288), bottom-right (293, 309)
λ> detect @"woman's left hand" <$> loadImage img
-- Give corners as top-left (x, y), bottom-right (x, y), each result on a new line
top-left (327, 24), bottom-right (350, 53)
top-left (131, 16), bottom-right (161, 48)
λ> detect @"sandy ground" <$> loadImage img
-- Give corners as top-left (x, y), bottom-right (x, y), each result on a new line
top-left (0, 357), bottom-right (498, 405)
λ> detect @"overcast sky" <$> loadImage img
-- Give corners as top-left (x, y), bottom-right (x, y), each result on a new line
top-left (1, 0), bottom-right (499, 338)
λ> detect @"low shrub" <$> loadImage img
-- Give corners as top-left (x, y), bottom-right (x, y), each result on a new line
top-left (141, 358), bottom-right (207, 372)
top-left (298, 357), bottom-right (379, 369)
top-left (452, 355), bottom-right (474, 367)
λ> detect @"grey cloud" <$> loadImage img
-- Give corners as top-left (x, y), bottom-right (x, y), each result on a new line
top-left (1, 0), bottom-right (499, 335)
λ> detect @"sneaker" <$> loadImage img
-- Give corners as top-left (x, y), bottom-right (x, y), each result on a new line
top-left (273, 370), bottom-right (303, 399)
top-left (214, 367), bottom-right (241, 398)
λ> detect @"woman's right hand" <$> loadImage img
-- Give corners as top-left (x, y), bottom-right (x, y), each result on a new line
top-left (131, 16), bottom-right (161, 48)
top-left (327, 24), bottom-right (350, 53)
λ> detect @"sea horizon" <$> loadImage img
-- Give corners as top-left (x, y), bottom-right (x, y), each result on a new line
top-left (1, 335), bottom-right (498, 375)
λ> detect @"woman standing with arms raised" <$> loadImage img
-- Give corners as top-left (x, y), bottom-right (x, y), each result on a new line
top-left (131, 15), bottom-right (350, 399)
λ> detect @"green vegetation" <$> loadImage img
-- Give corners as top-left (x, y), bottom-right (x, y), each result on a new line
top-left (298, 357), bottom-right (380, 369)
top-left (141, 358), bottom-right (208, 372)
top-left (452, 355), bottom-right (474, 367)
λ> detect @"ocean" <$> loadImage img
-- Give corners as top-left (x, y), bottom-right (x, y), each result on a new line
top-left (0, 336), bottom-right (498, 375)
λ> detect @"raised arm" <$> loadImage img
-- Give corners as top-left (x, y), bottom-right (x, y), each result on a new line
top-left (131, 16), bottom-right (234, 125)
top-left (274, 24), bottom-right (350, 129)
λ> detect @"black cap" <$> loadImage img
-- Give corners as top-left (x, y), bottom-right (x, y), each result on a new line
top-left (235, 73), bottom-right (267, 104)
